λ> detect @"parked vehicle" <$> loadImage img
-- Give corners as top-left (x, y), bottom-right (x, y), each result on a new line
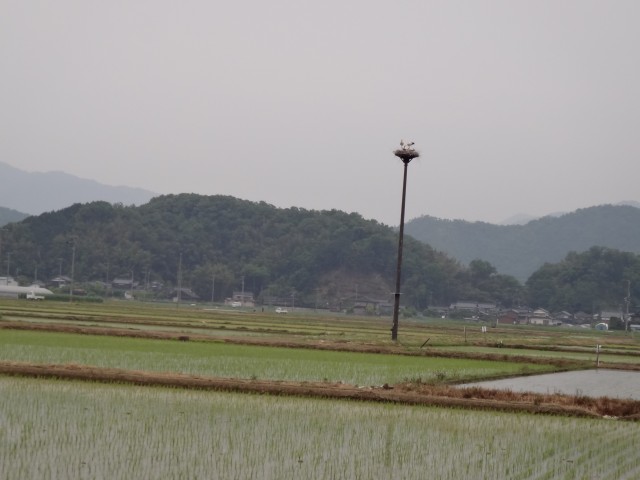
top-left (275, 307), bottom-right (288, 314)
top-left (26, 292), bottom-right (45, 300)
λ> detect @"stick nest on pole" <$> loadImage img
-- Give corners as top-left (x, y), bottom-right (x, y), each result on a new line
top-left (393, 149), bottom-right (420, 163)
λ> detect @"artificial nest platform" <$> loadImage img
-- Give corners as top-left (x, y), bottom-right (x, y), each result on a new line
top-left (393, 149), bottom-right (420, 162)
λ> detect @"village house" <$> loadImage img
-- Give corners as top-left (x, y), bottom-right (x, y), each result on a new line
top-left (529, 308), bottom-right (553, 326)
top-left (112, 277), bottom-right (138, 290)
top-left (598, 310), bottom-right (623, 322)
top-left (553, 311), bottom-right (574, 323)
top-left (497, 308), bottom-right (531, 325)
top-left (573, 311), bottom-right (592, 324)
top-left (225, 291), bottom-right (255, 307)
top-left (49, 275), bottom-right (71, 288)
top-left (449, 301), bottom-right (497, 315)
top-left (351, 296), bottom-right (393, 316)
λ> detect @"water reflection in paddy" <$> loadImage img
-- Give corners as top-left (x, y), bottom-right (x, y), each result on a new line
top-left (461, 369), bottom-right (640, 400)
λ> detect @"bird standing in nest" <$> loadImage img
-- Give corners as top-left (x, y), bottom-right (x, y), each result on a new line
top-left (400, 139), bottom-right (415, 150)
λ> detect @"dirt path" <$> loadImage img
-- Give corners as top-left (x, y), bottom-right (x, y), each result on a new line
top-left (2, 360), bottom-right (640, 420)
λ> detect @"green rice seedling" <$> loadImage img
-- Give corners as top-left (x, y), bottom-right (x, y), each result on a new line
top-left (1, 377), bottom-right (640, 479)
top-left (0, 330), bottom-right (552, 385)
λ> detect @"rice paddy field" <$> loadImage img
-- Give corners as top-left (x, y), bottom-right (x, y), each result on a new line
top-left (2, 377), bottom-right (639, 480)
top-left (0, 329), bottom-right (554, 385)
top-left (3, 299), bottom-right (639, 353)
top-left (2, 299), bottom-right (640, 479)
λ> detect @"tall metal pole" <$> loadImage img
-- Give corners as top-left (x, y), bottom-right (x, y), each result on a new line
top-left (391, 142), bottom-right (419, 341)
top-left (391, 160), bottom-right (410, 341)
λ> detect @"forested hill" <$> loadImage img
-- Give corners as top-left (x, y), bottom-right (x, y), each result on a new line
top-left (405, 205), bottom-right (640, 282)
top-left (1, 194), bottom-right (523, 309)
top-left (0, 206), bottom-right (29, 227)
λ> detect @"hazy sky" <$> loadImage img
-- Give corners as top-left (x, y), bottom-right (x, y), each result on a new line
top-left (2, 1), bottom-right (639, 225)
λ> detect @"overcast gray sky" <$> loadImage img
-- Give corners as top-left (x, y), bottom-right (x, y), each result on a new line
top-left (2, 1), bottom-right (639, 225)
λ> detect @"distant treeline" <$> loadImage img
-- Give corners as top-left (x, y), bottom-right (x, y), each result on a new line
top-left (1, 194), bottom-right (638, 312)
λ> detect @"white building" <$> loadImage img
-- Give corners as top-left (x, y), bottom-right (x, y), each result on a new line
top-left (529, 308), bottom-right (553, 325)
top-left (0, 284), bottom-right (54, 299)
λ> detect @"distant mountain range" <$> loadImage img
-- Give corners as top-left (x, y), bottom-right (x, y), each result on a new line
top-left (0, 161), bottom-right (156, 216)
top-left (0, 206), bottom-right (29, 227)
top-left (2, 162), bottom-right (639, 285)
top-left (405, 204), bottom-right (640, 282)
top-left (498, 201), bottom-right (640, 225)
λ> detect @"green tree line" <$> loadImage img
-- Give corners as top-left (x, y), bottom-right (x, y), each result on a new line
top-left (0, 194), bottom-right (521, 309)
top-left (526, 246), bottom-right (640, 314)
top-left (1, 194), bottom-right (637, 312)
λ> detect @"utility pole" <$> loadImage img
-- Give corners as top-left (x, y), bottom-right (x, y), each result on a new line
top-left (625, 280), bottom-right (631, 332)
top-left (211, 273), bottom-right (215, 304)
top-left (106, 261), bottom-right (110, 297)
top-left (177, 252), bottom-right (182, 308)
top-left (68, 237), bottom-right (77, 303)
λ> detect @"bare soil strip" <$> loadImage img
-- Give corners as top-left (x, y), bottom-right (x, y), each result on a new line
top-left (2, 361), bottom-right (640, 420)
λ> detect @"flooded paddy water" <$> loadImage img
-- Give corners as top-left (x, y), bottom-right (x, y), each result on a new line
top-left (461, 369), bottom-right (640, 400)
